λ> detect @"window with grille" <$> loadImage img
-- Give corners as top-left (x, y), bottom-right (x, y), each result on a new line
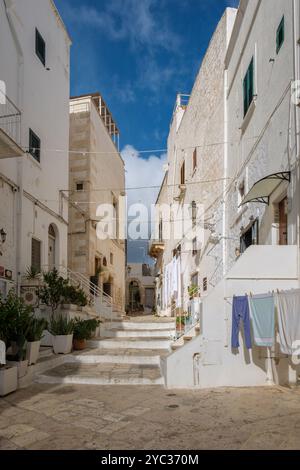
top-left (29, 129), bottom-right (41, 162)
top-left (31, 238), bottom-right (41, 272)
top-left (76, 182), bottom-right (84, 191)
top-left (35, 28), bottom-right (46, 66)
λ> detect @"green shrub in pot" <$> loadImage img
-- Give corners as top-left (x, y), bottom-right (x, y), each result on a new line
top-left (49, 314), bottom-right (74, 355)
top-left (62, 284), bottom-right (88, 307)
top-left (25, 318), bottom-right (48, 365)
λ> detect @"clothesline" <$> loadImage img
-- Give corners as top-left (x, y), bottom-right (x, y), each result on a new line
top-left (230, 288), bottom-right (300, 355)
top-left (224, 288), bottom-right (298, 301)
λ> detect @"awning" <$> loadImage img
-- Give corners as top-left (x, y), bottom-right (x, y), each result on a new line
top-left (240, 172), bottom-right (291, 206)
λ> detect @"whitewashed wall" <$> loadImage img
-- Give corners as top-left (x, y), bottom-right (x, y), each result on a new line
top-left (0, 0), bottom-right (70, 282)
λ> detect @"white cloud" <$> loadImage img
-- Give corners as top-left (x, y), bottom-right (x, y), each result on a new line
top-left (121, 144), bottom-right (166, 262)
top-left (122, 144), bottom-right (166, 213)
top-left (63, 0), bottom-right (181, 53)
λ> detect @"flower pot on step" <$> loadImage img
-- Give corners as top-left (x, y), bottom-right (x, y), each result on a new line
top-left (52, 334), bottom-right (73, 354)
top-left (7, 360), bottom-right (28, 379)
top-left (73, 338), bottom-right (87, 351)
top-left (0, 366), bottom-right (18, 396)
top-left (26, 341), bottom-right (41, 365)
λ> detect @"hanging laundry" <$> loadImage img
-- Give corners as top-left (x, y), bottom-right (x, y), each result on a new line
top-left (231, 296), bottom-right (252, 350)
top-left (276, 289), bottom-right (300, 355)
top-left (249, 293), bottom-right (275, 347)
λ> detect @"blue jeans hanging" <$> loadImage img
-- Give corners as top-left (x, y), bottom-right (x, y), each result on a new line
top-left (231, 296), bottom-right (252, 350)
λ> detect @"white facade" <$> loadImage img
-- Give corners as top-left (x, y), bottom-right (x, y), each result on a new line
top-left (0, 0), bottom-right (71, 288)
top-left (153, 0), bottom-right (300, 388)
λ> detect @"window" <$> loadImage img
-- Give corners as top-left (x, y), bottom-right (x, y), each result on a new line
top-left (192, 237), bottom-right (197, 256)
top-left (191, 201), bottom-right (197, 228)
top-left (191, 272), bottom-right (198, 288)
top-left (76, 182), bottom-right (84, 191)
top-left (29, 129), bottom-right (41, 162)
top-left (243, 57), bottom-right (254, 117)
top-left (203, 277), bottom-right (208, 292)
top-left (240, 219), bottom-right (259, 254)
top-left (180, 161), bottom-right (185, 185)
top-left (35, 28), bottom-right (46, 66)
top-left (276, 16), bottom-right (285, 54)
top-left (31, 238), bottom-right (41, 272)
top-left (110, 253), bottom-right (114, 265)
top-left (193, 148), bottom-right (197, 172)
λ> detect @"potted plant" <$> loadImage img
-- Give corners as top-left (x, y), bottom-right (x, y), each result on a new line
top-left (5, 291), bottom-right (32, 378)
top-left (0, 298), bottom-right (18, 396)
top-left (176, 315), bottom-right (185, 332)
top-left (38, 268), bottom-right (69, 315)
top-left (49, 314), bottom-right (74, 354)
top-left (73, 318), bottom-right (89, 350)
top-left (85, 318), bottom-right (101, 339)
top-left (62, 284), bottom-right (88, 309)
top-left (188, 284), bottom-right (200, 300)
top-left (26, 317), bottom-right (48, 365)
top-left (73, 318), bottom-right (101, 350)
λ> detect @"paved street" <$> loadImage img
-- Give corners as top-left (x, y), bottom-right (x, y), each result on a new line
top-left (1, 384), bottom-right (300, 450)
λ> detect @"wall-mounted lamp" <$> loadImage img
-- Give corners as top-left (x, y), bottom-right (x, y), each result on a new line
top-left (0, 229), bottom-right (7, 244)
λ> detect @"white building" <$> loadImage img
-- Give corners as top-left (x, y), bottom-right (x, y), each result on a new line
top-left (68, 93), bottom-right (126, 311)
top-left (152, 0), bottom-right (300, 388)
top-left (126, 263), bottom-right (156, 315)
top-left (0, 0), bottom-right (71, 292)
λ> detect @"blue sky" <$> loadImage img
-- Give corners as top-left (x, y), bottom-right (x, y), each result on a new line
top-left (55, 0), bottom-right (239, 262)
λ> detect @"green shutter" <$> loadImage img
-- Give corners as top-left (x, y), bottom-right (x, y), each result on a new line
top-left (276, 16), bottom-right (285, 54)
top-left (243, 57), bottom-right (254, 117)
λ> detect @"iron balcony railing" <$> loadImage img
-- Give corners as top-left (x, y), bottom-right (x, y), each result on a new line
top-left (0, 88), bottom-right (21, 146)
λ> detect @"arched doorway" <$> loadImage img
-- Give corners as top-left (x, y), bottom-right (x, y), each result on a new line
top-left (48, 224), bottom-right (57, 269)
top-left (129, 280), bottom-right (141, 312)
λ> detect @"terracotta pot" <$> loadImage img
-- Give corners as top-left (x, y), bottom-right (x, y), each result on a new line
top-left (73, 339), bottom-right (87, 351)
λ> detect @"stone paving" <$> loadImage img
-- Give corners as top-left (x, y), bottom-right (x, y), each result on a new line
top-left (1, 383), bottom-right (300, 449)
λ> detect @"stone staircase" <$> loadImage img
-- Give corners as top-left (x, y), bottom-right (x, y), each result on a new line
top-left (34, 316), bottom-right (175, 386)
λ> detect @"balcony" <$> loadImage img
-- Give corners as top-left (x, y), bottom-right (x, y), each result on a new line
top-left (0, 91), bottom-right (23, 159)
top-left (149, 238), bottom-right (165, 259)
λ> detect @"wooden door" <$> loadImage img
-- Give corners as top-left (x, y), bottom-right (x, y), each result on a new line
top-left (279, 197), bottom-right (288, 245)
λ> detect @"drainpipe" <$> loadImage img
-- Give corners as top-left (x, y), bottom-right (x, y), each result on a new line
top-left (4, 0), bottom-right (24, 293)
top-left (222, 70), bottom-right (229, 278)
top-left (292, 0), bottom-right (300, 283)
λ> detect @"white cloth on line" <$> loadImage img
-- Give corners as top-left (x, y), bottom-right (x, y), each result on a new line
top-left (276, 289), bottom-right (300, 355)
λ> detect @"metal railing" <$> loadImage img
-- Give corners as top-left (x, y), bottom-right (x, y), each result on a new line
top-left (59, 266), bottom-right (114, 325)
top-left (37, 265), bottom-right (115, 325)
top-left (0, 89), bottom-right (21, 146)
top-left (173, 295), bottom-right (201, 340)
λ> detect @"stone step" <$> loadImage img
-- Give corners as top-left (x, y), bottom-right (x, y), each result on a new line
top-left (71, 348), bottom-right (168, 365)
top-left (100, 328), bottom-right (174, 338)
top-left (102, 321), bottom-right (175, 331)
top-left (87, 337), bottom-right (172, 350)
top-left (35, 363), bottom-right (164, 386)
